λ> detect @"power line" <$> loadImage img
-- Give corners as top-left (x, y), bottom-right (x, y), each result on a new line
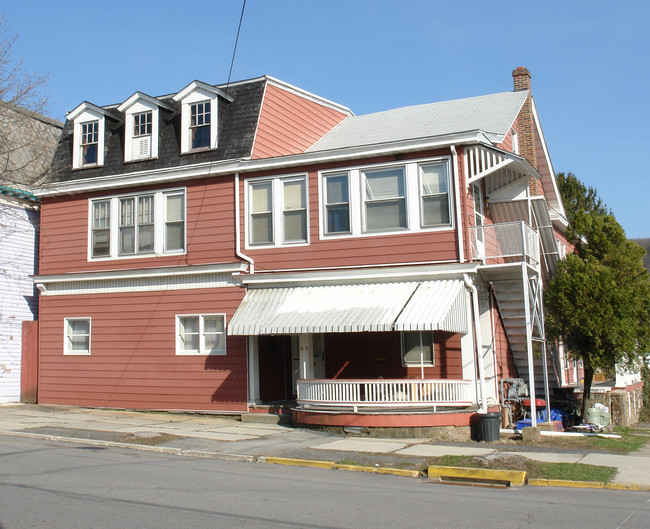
top-left (226, 0), bottom-right (247, 90)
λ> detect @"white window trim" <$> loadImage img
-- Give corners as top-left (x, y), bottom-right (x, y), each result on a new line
top-left (123, 103), bottom-right (159, 162)
top-left (64, 317), bottom-right (91, 355)
top-left (401, 331), bottom-right (435, 367)
top-left (88, 188), bottom-right (186, 261)
top-left (176, 88), bottom-right (219, 154)
top-left (244, 173), bottom-right (310, 249)
top-left (72, 109), bottom-right (106, 169)
top-left (318, 156), bottom-right (454, 240)
top-left (175, 313), bottom-right (227, 356)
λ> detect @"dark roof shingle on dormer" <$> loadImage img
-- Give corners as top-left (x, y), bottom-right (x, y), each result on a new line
top-left (49, 78), bottom-right (266, 183)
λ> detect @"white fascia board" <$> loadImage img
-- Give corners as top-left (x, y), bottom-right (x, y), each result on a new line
top-left (265, 76), bottom-right (354, 116)
top-left (32, 262), bottom-right (247, 285)
top-left (173, 80), bottom-right (235, 103)
top-left (531, 98), bottom-right (566, 219)
top-left (66, 101), bottom-right (121, 121)
top-left (239, 262), bottom-right (480, 288)
top-left (117, 92), bottom-right (174, 113)
top-left (37, 131), bottom-right (488, 197)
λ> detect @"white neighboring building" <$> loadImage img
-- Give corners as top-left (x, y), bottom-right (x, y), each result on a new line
top-left (0, 191), bottom-right (39, 402)
top-left (0, 106), bottom-right (62, 402)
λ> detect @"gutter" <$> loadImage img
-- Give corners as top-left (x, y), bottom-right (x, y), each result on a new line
top-left (464, 274), bottom-right (488, 413)
top-left (234, 172), bottom-right (255, 274)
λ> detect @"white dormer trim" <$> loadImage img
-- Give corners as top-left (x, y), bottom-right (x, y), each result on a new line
top-left (173, 81), bottom-right (231, 154)
top-left (117, 93), bottom-right (173, 163)
top-left (67, 102), bottom-right (119, 170)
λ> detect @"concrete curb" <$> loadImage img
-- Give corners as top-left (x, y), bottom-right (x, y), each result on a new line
top-left (528, 478), bottom-right (605, 489)
top-left (427, 465), bottom-right (526, 486)
top-left (263, 457), bottom-right (422, 478)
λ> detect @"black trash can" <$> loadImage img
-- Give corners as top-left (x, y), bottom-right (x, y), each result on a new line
top-left (478, 412), bottom-right (501, 442)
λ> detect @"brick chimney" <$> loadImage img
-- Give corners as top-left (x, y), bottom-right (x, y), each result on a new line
top-left (512, 67), bottom-right (541, 195)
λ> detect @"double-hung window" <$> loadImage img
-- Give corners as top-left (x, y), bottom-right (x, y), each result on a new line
top-left (323, 173), bottom-right (350, 234)
top-left (176, 314), bottom-right (226, 355)
top-left (90, 189), bottom-right (185, 259)
top-left (80, 121), bottom-right (99, 166)
top-left (118, 195), bottom-right (154, 255)
top-left (420, 163), bottom-right (450, 227)
top-left (132, 111), bottom-right (152, 159)
top-left (190, 101), bottom-right (211, 149)
top-left (64, 318), bottom-right (91, 355)
top-left (247, 175), bottom-right (308, 247)
top-left (401, 331), bottom-right (434, 367)
top-left (363, 167), bottom-right (406, 231)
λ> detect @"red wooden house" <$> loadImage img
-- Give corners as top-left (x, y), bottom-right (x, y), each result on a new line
top-left (32, 68), bottom-right (570, 431)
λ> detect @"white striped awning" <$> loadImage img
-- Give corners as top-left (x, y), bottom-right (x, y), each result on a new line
top-left (228, 280), bottom-right (468, 335)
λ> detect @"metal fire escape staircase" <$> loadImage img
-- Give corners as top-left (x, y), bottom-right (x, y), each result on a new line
top-left (466, 145), bottom-right (561, 408)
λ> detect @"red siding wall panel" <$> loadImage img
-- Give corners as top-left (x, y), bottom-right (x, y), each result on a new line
top-left (38, 287), bottom-right (247, 411)
top-left (252, 83), bottom-right (348, 159)
top-left (39, 177), bottom-right (238, 275)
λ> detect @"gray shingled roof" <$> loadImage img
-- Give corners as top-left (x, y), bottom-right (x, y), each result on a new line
top-left (307, 90), bottom-right (528, 153)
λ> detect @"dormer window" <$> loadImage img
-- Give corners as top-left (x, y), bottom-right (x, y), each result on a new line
top-left (80, 121), bottom-right (98, 165)
top-left (117, 92), bottom-right (172, 163)
top-left (67, 102), bottom-right (117, 169)
top-left (190, 101), bottom-right (211, 149)
top-left (173, 80), bottom-right (234, 154)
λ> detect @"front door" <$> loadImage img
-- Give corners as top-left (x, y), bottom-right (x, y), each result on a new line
top-left (258, 335), bottom-right (294, 402)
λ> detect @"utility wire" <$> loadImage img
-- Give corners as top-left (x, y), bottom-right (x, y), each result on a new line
top-left (226, 0), bottom-right (247, 90)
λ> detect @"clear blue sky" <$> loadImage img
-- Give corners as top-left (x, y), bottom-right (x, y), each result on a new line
top-left (4, 1), bottom-right (649, 237)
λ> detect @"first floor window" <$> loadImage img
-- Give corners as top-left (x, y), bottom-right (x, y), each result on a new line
top-left (401, 331), bottom-right (434, 367)
top-left (176, 314), bottom-right (226, 355)
top-left (65, 318), bottom-right (91, 355)
top-left (364, 167), bottom-right (406, 231)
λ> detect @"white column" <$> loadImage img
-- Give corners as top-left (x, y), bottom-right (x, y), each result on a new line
top-left (298, 334), bottom-right (314, 379)
top-left (247, 336), bottom-right (260, 404)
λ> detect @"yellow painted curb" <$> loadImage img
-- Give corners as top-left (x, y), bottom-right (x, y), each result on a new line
top-left (264, 457), bottom-right (334, 469)
top-left (333, 463), bottom-right (421, 478)
top-left (605, 482), bottom-right (650, 491)
top-left (427, 466), bottom-right (526, 486)
top-left (528, 478), bottom-right (605, 489)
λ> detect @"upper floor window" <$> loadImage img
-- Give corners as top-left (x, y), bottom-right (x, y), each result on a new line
top-left (89, 188), bottom-right (185, 260)
top-left (190, 101), bottom-right (211, 149)
top-left (68, 102), bottom-right (118, 169)
top-left (320, 157), bottom-right (453, 239)
top-left (80, 121), bottom-right (98, 165)
top-left (117, 92), bottom-right (172, 163)
top-left (323, 173), bottom-right (350, 234)
top-left (363, 167), bottom-right (406, 231)
top-left (173, 81), bottom-right (231, 154)
top-left (247, 175), bottom-right (308, 247)
top-left (511, 128), bottom-right (519, 154)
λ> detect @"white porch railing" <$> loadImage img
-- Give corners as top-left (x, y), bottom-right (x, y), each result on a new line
top-left (296, 379), bottom-right (472, 412)
top-left (469, 221), bottom-right (539, 266)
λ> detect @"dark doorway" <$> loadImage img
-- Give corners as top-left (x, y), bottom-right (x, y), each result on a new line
top-left (258, 335), bottom-right (294, 402)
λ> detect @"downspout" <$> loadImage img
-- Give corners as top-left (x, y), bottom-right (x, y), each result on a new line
top-left (234, 172), bottom-right (255, 274)
top-left (464, 274), bottom-right (488, 413)
top-left (451, 145), bottom-right (465, 263)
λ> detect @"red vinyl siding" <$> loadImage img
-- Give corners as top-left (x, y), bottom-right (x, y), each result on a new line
top-left (39, 177), bottom-right (238, 275)
top-left (252, 83), bottom-right (348, 159)
top-left (324, 331), bottom-right (463, 380)
top-left (38, 287), bottom-right (247, 411)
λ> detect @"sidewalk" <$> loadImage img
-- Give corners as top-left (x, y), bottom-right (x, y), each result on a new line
top-left (1, 404), bottom-right (649, 487)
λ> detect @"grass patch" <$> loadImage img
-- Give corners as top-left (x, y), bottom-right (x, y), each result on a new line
top-left (515, 427), bottom-right (647, 454)
top-left (427, 454), bottom-right (617, 483)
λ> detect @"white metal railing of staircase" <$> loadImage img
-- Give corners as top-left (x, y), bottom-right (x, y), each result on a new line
top-left (296, 379), bottom-right (472, 413)
top-left (469, 221), bottom-right (539, 265)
